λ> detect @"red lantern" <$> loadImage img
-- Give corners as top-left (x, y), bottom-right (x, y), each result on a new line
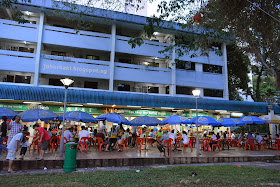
top-left (193, 13), bottom-right (202, 22)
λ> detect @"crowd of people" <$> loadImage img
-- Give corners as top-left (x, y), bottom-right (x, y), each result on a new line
top-left (0, 116), bottom-right (280, 173)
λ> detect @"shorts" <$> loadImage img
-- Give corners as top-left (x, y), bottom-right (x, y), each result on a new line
top-left (40, 140), bottom-right (49, 150)
top-left (6, 150), bottom-right (16, 160)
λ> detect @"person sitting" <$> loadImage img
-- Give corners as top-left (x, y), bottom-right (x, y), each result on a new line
top-left (276, 134), bottom-right (280, 140)
top-left (105, 126), bottom-right (118, 151)
top-left (238, 132), bottom-right (245, 146)
top-left (255, 132), bottom-right (263, 144)
top-left (78, 126), bottom-right (90, 144)
top-left (95, 128), bottom-right (105, 141)
top-left (117, 129), bottom-right (130, 151)
top-left (247, 132), bottom-right (254, 140)
top-left (209, 132), bottom-right (218, 151)
top-left (157, 130), bottom-right (170, 156)
top-left (169, 129), bottom-right (177, 150)
top-left (180, 131), bottom-right (189, 145)
top-left (64, 127), bottom-right (74, 143)
top-left (231, 132), bottom-right (236, 139)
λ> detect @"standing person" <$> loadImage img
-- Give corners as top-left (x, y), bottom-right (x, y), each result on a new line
top-left (33, 124), bottom-right (50, 160)
top-left (0, 116), bottom-right (8, 155)
top-left (6, 131), bottom-right (27, 173)
top-left (7, 116), bottom-right (23, 145)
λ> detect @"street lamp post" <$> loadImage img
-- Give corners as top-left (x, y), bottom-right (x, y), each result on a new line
top-left (59, 78), bottom-right (74, 157)
top-left (192, 89), bottom-right (201, 157)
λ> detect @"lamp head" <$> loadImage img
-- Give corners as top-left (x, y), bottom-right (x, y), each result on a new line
top-left (192, 89), bottom-right (201, 97)
top-left (60, 78), bottom-right (74, 88)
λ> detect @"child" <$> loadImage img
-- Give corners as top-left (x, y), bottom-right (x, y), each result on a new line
top-left (19, 137), bottom-right (29, 160)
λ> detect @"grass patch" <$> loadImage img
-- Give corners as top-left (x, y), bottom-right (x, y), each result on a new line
top-left (1, 165), bottom-right (280, 187)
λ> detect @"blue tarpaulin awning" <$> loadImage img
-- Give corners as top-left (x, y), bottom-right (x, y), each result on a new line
top-left (0, 84), bottom-right (278, 114)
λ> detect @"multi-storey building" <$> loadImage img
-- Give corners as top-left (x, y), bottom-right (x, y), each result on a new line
top-left (0, 0), bottom-right (278, 119)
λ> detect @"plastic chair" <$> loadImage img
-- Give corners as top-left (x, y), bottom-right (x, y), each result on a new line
top-left (190, 137), bottom-right (196, 148)
top-left (200, 139), bottom-right (210, 152)
top-left (272, 139), bottom-right (280, 150)
top-left (183, 140), bottom-right (193, 152)
top-left (117, 138), bottom-right (128, 152)
top-left (136, 137), bottom-right (144, 153)
top-left (78, 137), bottom-right (89, 153)
top-left (29, 138), bottom-right (40, 153)
top-left (212, 139), bottom-right (221, 151)
top-left (91, 136), bottom-right (96, 147)
top-left (169, 138), bottom-right (176, 151)
top-left (96, 137), bottom-right (106, 152)
top-left (234, 137), bottom-right (239, 147)
top-left (257, 139), bottom-right (266, 150)
top-left (244, 139), bottom-right (255, 151)
top-left (163, 139), bottom-right (171, 156)
top-left (1, 136), bottom-right (8, 151)
top-left (48, 136), bottom-right (58, 152)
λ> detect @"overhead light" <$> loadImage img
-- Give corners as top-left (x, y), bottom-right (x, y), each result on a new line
top-left (87, 103), bottom-right (103, 106)
top-left (60, 78), bottom-right (74, 87)
top-left (141, 107), bottom-right (153, 110)
top-left (69, 104), bottom-right (83, 107)
top-left (127, 105), bottom-right (141, 108)
top-left (0, 99), bottom-right (14, 101)
top-left (161, 107), bottom-right (174, 110)
top-left (44, 101), bottom-right (62, 104)
top-left (172, 109), bottom-right (184, 112)
top-left (143, 62), bottom-right (149, 65)
top-left (154, 57), bottom-right (158, 60)
top-left (23, 101), bottom-right (42, 105)
top-left (112, 104), bottom-right (116, 107)
top-left (215, 110), bottom-right (228, 113)
top-left (190, 109), bottom-right (203, 111)
top-left (231, 112), bottom-right (243, 117)
top-left (24, 41), bottom-right (27, 44)
top-left (25, 11), bottom-right (31, 16)
top-left (153, 32), bottom-right (160, 35)
top-left (192, 89), bottom-right (201, 97)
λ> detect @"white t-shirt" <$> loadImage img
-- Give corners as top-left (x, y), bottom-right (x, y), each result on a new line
top-left (231, 134), bottom-right (235, 139)
top-left (256, 135), bottom-right (263, 144)
top-left (182, 134), bottom-right (189, 144)
top-left (78, 130), bottom-right (90, 141)
top-left (7, 133), bottom-right (23, 151)
top-left (149, 132), bottom-right (154, 137)
top-left (64, 130), bottom-right (74, 142)
top-left (169, 133), bottom-right (177, 144)
top-left (211, 134), bottom-right (217, 142)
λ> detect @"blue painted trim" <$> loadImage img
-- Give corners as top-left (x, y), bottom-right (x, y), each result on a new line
top-left (0, 84), bottom-right (277, 114)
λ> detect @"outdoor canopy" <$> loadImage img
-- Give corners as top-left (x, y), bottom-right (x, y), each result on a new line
top-left (162, 115), bottom-right (193, 125)
top-left (190, 116), bottom-right (221, 126)
top-left (131, 116), bottom-right (163, 126)
top-left (18, 109), bottom-right (58, 122)
top-left (58, 111), bottom-right (95, 123)
top-left (217, 118), bottom-right (245, 127)
top-left (95, 113), bottom-right (131, 125)
top-left (238, 116), bottom-right (267, 124)
top-left (0, 107), bottom-right (18, 119)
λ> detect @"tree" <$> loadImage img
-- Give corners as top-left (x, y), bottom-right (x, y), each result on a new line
top-left (227, 44), bottom-right (250, 101)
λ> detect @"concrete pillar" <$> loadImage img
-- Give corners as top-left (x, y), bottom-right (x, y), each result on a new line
top-left (159, 85), bottom-right (166, 94)
top-left (109, 24), bottom-right (116, 91)
top-left (170, 43), bottom-right (176, 96)
top-left (195, 63), bottom-right (203, 72)
top-left (221, 43), bottom-right (229, 100)
top-left (34, 13), bottom-right (45, 86)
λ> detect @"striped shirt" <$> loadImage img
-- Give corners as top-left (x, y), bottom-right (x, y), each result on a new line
top-left (8, 121), bottom-right (23, 138)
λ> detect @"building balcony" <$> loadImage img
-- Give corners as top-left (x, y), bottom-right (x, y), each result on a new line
top-left (0, 19), bottom-right (38, 42)
top-left (0, 49), bottom-right (35, 72)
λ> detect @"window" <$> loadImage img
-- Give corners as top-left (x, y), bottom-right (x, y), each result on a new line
top-left (49, 78), bottom-right (63, 86)
top-left (176, 86), bottom-right (194, 95)
top-left (51, 51), bottom-right (66, 56)
top-left (175, 60), bottom-right (195, 70)
top-left (1, 74), bottom-right (30, 84)
top-left (84, 81), bottom-right (98, 89)
top-left (86, 55), bottom-right (99, 60)
top-left (148, 87), bottom-right (159, 93)
top-left (119, 58), bottom-right (132, 64)
top-left (15, 75), bottom-right (30, 84)
top-left (118, 84), bottom-right (130, 91)
top-left (204, 89), bottom-right (223, 97)
top-left (203, 64), bottom-right (222, 74)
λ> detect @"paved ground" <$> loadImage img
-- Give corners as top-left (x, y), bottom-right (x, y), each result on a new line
top-left (2, 144), bottom-right (278, 160)
top-left (1, 161), bottom-right (280, 175)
